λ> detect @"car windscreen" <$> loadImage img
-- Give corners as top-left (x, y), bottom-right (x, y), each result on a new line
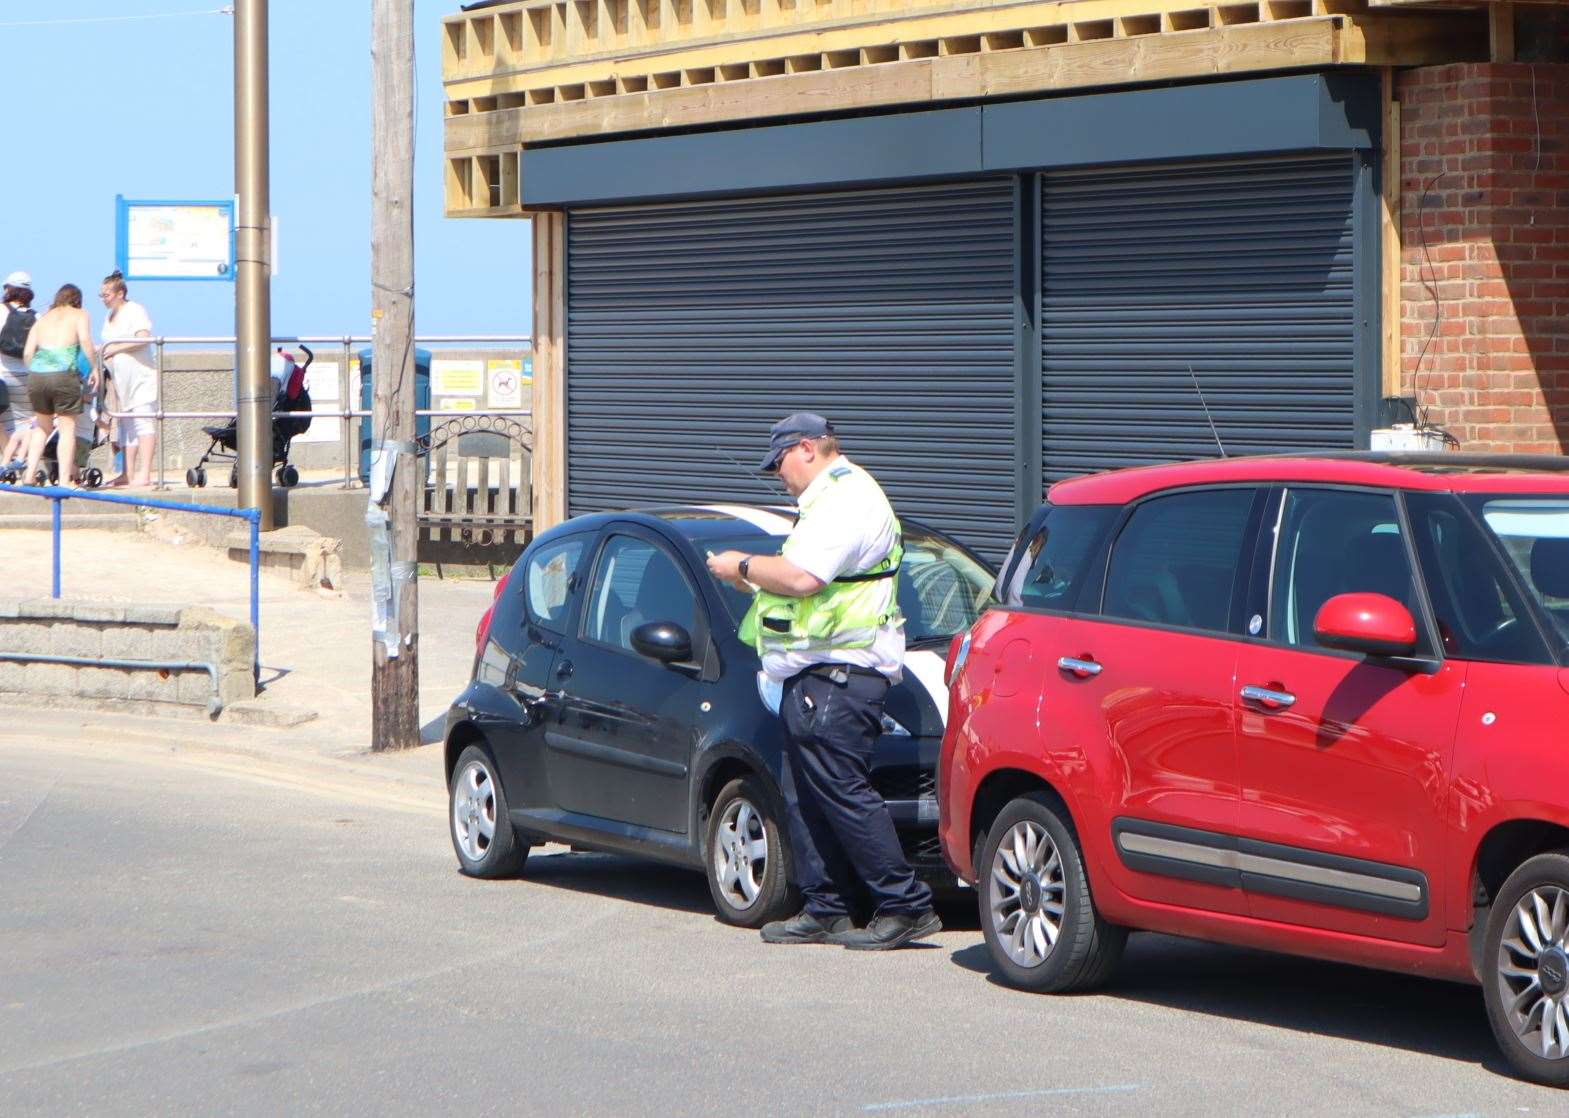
top-left (704, 528), bottom-right (994, 644)
top-left (1465, 495), bottom-right (1569, 658)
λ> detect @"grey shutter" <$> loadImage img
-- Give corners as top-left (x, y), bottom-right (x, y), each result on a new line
top-left (1041, 155), bottom-right (1359, 483)
top-left (566, 180), bottom-right (1018, 559)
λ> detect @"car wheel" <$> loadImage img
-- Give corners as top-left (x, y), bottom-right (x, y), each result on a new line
top-left (979, 793), bottom-right (1125, 993)
top-left (1483, 851), bottom-right (1569, 1086)
top-left (705, 775), bottom-right (794, 928)
top-left (449, 744), bottom-right (529, 878)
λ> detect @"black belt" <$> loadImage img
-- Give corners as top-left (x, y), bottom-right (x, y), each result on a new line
top-left (800, 663), bottom-right (887, 685)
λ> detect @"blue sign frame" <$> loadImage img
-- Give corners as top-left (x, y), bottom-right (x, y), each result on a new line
top-left (115, 195), bottom-right (236, 283)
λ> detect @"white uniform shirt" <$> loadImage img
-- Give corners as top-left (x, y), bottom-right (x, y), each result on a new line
top-left (103, 300), bottom-right (156, 411)
top-left (762, 456), bottom-right (905, 683)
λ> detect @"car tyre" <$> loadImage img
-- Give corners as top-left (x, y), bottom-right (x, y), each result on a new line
top-left (979, 793), bottom-right (1125, 993)
top-left (449, 744), bottom-right (529, 879)
top-left (1482, 850), bottom-right (1569, 1086)
top-left (705, 775), bottom-right (795, 928)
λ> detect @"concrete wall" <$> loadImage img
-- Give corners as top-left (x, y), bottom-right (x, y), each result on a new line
top-left (0, 598), bottom-right (256, 714)
top-left (87, 346), bottom-right (531, 482)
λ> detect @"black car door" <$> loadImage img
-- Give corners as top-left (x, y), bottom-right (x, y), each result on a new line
top-left (547, 527), bottom-right (707, 834)
top-left (483, 531), bottom-right (592, 808)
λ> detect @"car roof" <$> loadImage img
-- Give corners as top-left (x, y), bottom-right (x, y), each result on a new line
top-left (537, 504), bottom-right (988, 565)
top-left (636, 503), bottom-right (800, 540)
top-left (1049, 452), bottom-right (1569, 505)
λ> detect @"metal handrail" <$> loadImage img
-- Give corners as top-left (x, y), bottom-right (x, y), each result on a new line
top-left (0, 484), bottom-right (262, 681)
top-left (90, 333), bottom-right (532, 490)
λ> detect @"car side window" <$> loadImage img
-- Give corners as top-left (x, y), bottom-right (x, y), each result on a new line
top-left (1268, 488), bottom-right (1426, 654)
top-left (1406, 492), bottom-right (1552, 665)
top-left (524, 536), bottom-right (587, 632)
top-left (1102, 488), bottom-right (1256, 633)
top-left (584, 535), bottom-right (698, 654)
top-left (997, 504), bottom-right (1118, 611)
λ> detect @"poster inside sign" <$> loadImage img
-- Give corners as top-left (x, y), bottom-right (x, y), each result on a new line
top-left (488, 359), bottom-right (523, 408)
top-left (294, 360), bottom-right (343, 443)
top-left (431, 359), bottom-right (483, 397)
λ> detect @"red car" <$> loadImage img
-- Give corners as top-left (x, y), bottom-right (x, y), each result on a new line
top-left (938, 453), bottom-right (1569, 1085)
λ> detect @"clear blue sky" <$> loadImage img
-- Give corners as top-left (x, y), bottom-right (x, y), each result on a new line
top-left (0, 1), bottom-right (531, 340)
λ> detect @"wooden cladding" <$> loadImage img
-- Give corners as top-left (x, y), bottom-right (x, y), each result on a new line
top-left (441, 0), bottom-right (1484, 216)
top-left (444, 0), bottom-right (1386, 115)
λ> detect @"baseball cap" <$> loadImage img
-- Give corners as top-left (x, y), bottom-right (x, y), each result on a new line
top-left (760, 412), bottom-right (834, 472)
top-left (3, 271), bottom-right (32, 290)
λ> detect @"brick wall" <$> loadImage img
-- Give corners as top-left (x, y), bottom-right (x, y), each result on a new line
top-left (1399, 62), bottom-right (1569, 454)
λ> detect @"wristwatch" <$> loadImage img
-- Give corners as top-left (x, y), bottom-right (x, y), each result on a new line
top-left (739, 557), bottom-right (752, 582)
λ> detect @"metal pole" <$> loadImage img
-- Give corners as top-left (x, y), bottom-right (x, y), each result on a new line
top-left (340, 337), bottom-right (354, 488)
top-left (235, 0), bottom-right (275, 529)
top-left (250, 513), bottom-right (261, 682)
top-left (370, 0), bottom-right (420, 751)
top-left (154, 338), bottom-right (167, 489)
top-left (51, 498), bottom-right (61, 599)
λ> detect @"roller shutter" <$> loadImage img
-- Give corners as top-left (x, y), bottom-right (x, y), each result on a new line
top-left (1041, 155), bottom-right (1360, 483)
top-left (566, 180), bottom-right (1018, 559)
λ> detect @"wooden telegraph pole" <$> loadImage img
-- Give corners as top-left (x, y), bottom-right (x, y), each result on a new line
top-left (370, 0), bottom-right (419, 750)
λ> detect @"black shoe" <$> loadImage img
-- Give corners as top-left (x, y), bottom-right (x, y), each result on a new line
top-left (760, 909), bottom-right (855, 945)
top-left (839, 909), bottom-right (943, 951)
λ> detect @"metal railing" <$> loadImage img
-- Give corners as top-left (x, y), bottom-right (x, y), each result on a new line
top-left (95, 334), bottom-right (532, 491)
top-left (2, 484), bottom-right (262, 682)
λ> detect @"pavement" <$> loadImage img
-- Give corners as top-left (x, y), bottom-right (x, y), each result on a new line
top-left (1, 524), bottom-right (1567, 1113)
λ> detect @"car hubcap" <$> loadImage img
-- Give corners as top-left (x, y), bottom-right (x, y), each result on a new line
top-left (713, 798), bottom-right (768, 910)
top-left (990, 819), bottom-right (1065, 969)
top-left (1498, 885), bottom-right (1569, 1059)
top-left (452, 761), bottom-right (497, 862)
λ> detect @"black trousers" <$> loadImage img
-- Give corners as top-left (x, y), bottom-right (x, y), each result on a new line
top-left (778, 668), bottom-right (932, 920)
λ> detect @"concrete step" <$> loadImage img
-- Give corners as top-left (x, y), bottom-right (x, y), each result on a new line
top-left (0, 513), bottom-right (142, 532)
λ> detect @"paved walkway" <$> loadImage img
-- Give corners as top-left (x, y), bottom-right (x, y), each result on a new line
top-left (5, 526), bottom-right (494, 761)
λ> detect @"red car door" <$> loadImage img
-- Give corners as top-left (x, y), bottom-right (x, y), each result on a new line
top-left (1067, 486), bottom-right (1264, 917)
top-left (1235, 486), bottom-right (1463, 948)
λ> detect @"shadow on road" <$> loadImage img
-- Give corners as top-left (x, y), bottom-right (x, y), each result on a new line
top-left (518, 850), bottom-right (714, 915)
top-left (949, 932), bottom-right (1508, 1075)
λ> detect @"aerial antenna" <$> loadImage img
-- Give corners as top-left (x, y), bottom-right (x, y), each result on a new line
top-left (716, 447), bottom-right (791, 502)
top-left (1188, 365), bottom-right (1228, 459)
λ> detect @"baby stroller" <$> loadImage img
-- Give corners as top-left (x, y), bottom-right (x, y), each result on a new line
top-left (0, 391), bottom-right (106, 488)
top-left (187, 344), bottom-right (313, 488)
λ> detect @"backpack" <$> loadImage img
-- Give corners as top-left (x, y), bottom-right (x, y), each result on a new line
top-left (0, 305), bottom-right (37, 359)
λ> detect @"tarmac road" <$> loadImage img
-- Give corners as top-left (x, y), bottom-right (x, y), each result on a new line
top-left (0, 718), bottom-right (1564, 1117)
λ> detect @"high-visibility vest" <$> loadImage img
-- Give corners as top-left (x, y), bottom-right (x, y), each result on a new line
top-left (739, 463), bottom-right (903, 657)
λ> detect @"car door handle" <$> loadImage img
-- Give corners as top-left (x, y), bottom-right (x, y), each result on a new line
top-left (1241, 685), bottom-right (1297, 709)
top-left (1057, 656), bottom-right (1103, 679)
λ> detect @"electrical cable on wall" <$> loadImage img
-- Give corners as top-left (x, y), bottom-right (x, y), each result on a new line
top-left (1412, 169), bottom-right (1447, 432)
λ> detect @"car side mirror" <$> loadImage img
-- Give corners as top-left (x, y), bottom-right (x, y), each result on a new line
top-left (1313, 593), bottom-right (1418, 659)
top-left (630, 621), bottom-right (694, 665)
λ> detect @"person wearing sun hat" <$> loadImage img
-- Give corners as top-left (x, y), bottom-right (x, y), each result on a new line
top-left (0, 272), bottom-right (38, 456)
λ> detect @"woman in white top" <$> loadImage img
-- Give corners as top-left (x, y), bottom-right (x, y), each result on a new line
top-left (99, 270), bottom-right (157, 487)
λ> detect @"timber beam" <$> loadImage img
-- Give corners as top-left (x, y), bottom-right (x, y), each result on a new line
top-left (443, 9), bottom-right (1483, 215)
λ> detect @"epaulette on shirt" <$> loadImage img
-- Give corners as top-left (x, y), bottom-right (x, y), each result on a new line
top-left (828, 465), bottom-right (852, 480)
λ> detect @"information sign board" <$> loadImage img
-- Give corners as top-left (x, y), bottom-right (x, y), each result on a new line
top-left (116, 196), bottom-right (236, 282)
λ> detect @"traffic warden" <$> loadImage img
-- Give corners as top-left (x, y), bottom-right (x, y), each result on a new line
top-left (707, 413), bottom-right (941, 950)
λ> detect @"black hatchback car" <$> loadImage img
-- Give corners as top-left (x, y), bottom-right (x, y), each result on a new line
top-left (444, 504), bottom-right (994, 926)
